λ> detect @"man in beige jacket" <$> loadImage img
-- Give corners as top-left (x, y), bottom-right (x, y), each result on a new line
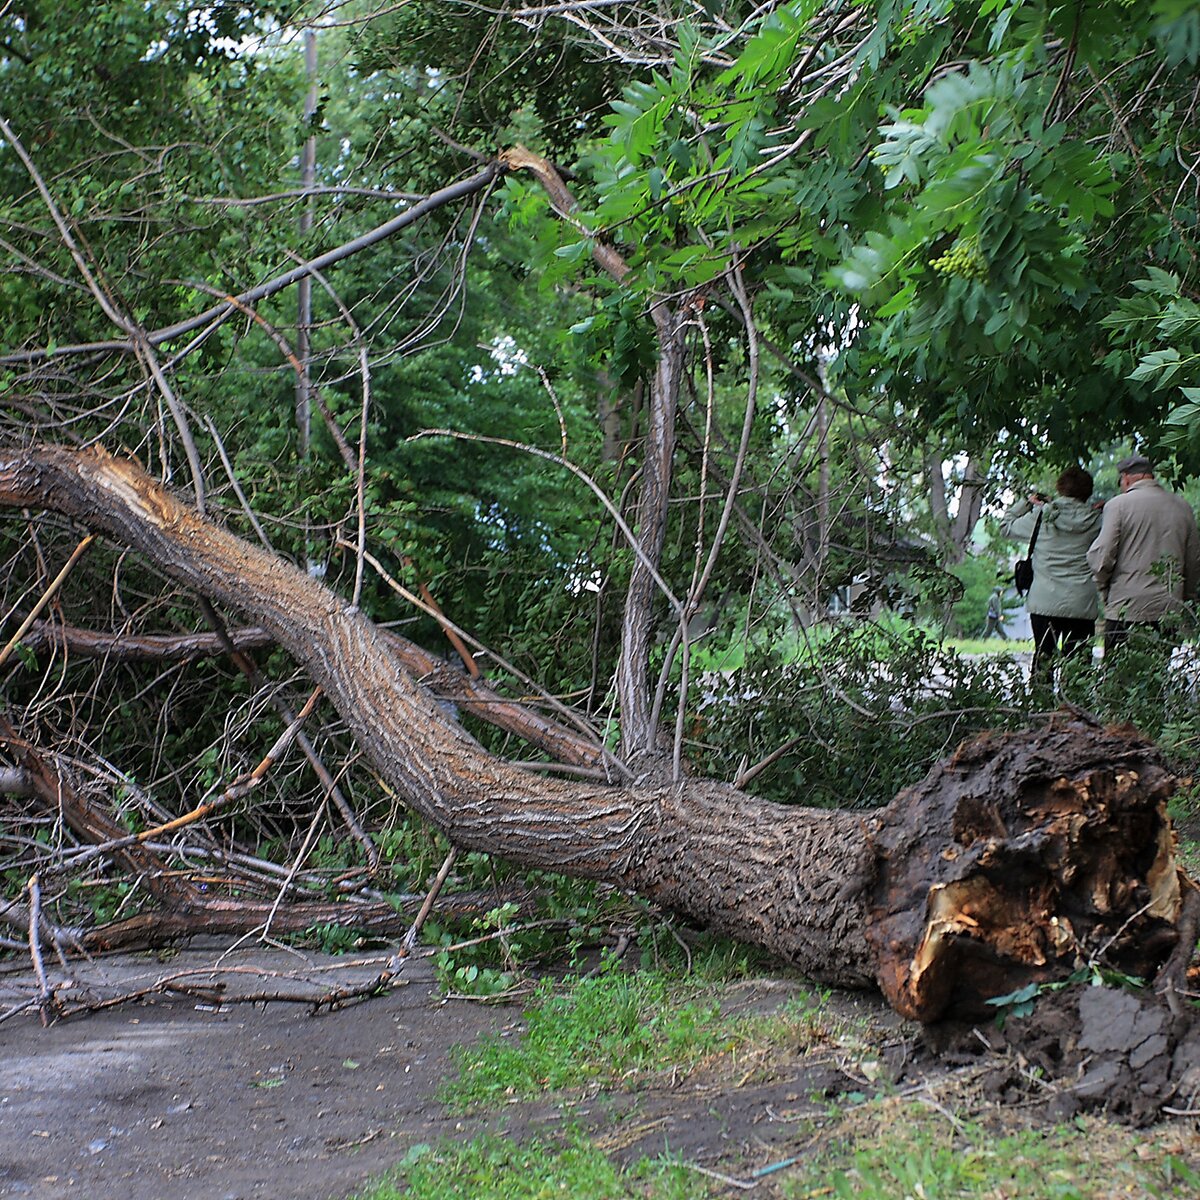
top-left (1087, 453), bottom-right (1200, 657)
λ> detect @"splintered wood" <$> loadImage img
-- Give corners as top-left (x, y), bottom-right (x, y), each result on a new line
top-left (866, 717), bottom-right (1183, 1023)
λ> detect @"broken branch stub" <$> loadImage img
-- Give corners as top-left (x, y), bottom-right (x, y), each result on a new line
top-left (866, 717), bottom-right (1183, 1023)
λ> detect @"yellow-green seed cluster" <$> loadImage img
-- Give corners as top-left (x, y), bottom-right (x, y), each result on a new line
top-left (930, 236), bottom-right (988, 280)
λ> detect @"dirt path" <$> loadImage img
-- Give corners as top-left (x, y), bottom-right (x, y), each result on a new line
top-left (0, 948), bottom-right (516, 1200)
top-left (8, 943), bottom-right (1197, 1200)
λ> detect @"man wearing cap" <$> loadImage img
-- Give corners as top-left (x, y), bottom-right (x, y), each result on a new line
top-left (1087, 453), bottom-right (1200, 656)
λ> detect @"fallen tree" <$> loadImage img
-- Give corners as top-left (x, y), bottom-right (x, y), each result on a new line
top-left (0, 444), bottom-right (1190, 1023)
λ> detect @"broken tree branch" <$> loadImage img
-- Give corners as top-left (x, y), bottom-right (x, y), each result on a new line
top-left (0, 534), bottom-right (95, 670)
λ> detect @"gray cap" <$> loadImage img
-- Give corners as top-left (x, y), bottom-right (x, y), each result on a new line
top-left (1116, 453), bottom-right (1153, 476)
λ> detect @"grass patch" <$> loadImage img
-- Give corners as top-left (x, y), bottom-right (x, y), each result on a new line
top-left (780, 1101), bottom-right (1200, 1199)
top-left (352, 1106), bottom-right (1200, 1200)
top-left (443, 962), bottom-right (832, 1110)
top-left (945, 637), bottom-right (1037, 656)
top-left (356, 1132), bottom-right (712, 1200)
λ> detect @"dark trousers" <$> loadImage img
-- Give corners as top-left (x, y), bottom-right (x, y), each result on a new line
top-left (1103, 617), bottom-right (1163, 660)
top-left (1030, 613), bottom-right (1095, 679)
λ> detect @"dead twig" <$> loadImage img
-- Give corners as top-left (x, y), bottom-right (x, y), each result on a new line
top-left (27, 875), bottom-right (56, 1026)
top-left (55, 686), bottom-right (323, 873)
top-left (310, 848), bottom-right (460, 1011)
top-left (199, 600), bottom-right (380, 872)
top-left (0, 534), bottom-right (95, 670)
top-left (34, 915), bottom-right (577, 1020)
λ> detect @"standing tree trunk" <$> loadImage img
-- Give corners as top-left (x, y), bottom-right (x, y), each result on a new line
top-left (500, 146), bottom-right (686, 761)
top-left (926, 451), bottom-right (988, 566)
top-left (615, 316), bottom-right (687, 756)
top-left (0, 444), bottom-right (1188, 1022)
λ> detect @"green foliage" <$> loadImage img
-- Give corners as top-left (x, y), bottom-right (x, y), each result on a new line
top-left (688, 611), bottom-right (1200, 808)
top-left (433, 902), bottom-right (522, 998)
top-left (949, 554), bottom-right (1010, 636)
top-left (987, 973), bottom-right (1146, 1029)
top-left (1067, 626), bottom-right (1200, 759)
top-left (302, 921), bottom-right (366, 955)
top-left (689, 624), bottom-right (1035, 809)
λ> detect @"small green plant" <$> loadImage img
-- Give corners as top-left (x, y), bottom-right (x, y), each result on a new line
top-left (302, 921), bottom-right (365, 954)
top-left (432, 901), bottom-right (523, 998)
top-left (434, 953), bottom-right (517, 999)
top-left (356, 1131), bottom-right (710, 1200)
top-left (986, 970), bottom-right (1147, 1028)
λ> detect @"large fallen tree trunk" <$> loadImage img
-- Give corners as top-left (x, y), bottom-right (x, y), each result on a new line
top-left (0, 445), bottom-right (1190, 1021)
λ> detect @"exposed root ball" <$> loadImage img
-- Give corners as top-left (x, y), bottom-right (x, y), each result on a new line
top-left (866, 716), bottom-right (1183, 1023)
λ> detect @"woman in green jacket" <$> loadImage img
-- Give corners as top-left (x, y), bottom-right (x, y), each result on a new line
top-left (1000, 466), bottom-right (1102, 679)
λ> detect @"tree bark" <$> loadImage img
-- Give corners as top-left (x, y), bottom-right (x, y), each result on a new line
top-left (0, 445), bottom-right (1188, 1020)
top-left (0, 445), bottom-right (877, 986)
top-left (616, 315), bottom-right (686, 756)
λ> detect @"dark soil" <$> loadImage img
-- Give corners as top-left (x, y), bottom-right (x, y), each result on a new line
top-left (933, 982), bottom-right (1200, 1126)
top-left (0, 948), bottom-right (513, 1200)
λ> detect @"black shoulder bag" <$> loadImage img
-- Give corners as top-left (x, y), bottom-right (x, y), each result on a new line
top-left (1013, 511), bottom-right (1042, 596)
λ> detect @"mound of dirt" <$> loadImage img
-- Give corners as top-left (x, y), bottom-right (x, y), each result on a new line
top-left (927, 983), bottom-right (1200, 1126)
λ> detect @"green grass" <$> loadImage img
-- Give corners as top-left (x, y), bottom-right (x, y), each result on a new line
top-left (945, 637), bottom-right (1037, 655)
top-left (444, 967), bottom-right (724, 1107)
top-left (442, 962), bottom-right (832, 1110)
top-left (356, 1133), bottom-right (713, 1200)
top-left (358, 961), bottom-right (1200, 1200)
top-left (355, 1105), bottom-right (1200, 1200)
top-left (780, 1103), bottom-right (1200, 1200)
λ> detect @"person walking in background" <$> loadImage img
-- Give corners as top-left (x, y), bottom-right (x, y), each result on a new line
top-left (981, 587), bottom-right (1007, 639)
top-left (1001, 467), bottom-right (1102, 680)
top-left (1087, 453), bottom-right (1200, 658)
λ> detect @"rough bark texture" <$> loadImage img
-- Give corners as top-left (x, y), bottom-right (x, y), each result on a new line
top-left (616, 317), bottom-right (686, 755)
top-left (0, 445), bottom-right (877, 988)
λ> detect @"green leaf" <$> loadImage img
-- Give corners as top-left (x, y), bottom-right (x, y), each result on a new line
top-left (985, 982), bottom-right (1040, 1008)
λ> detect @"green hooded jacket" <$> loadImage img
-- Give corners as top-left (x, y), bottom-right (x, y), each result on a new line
top-left (1000, 496), bottom-right (1102, 620)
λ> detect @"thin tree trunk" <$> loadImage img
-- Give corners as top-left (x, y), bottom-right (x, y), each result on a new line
top-left (949, 457), bottom-right (985, 560)
top-left (616, 316), bottom-right (686, 756)
top-left (498, 146), bottom-right (684, 760)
